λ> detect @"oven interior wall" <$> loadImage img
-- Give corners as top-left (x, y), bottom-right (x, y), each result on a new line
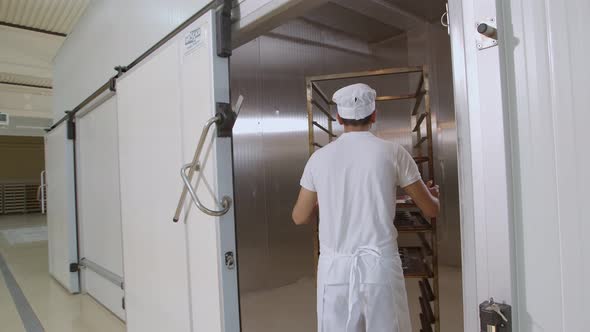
top-left (231, 18), bottom-right (410, 293)
top-left (230, 8), bottom-right (461, 332)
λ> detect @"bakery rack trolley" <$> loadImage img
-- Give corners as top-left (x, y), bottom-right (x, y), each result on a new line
top-left (305, 65), bottom-right (439, 332)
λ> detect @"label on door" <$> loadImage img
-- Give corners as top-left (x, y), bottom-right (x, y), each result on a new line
top-left (184, 27), bottom-right (205, 56)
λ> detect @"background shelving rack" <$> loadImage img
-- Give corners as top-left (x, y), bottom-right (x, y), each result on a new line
top-left (0, 182), bottom-right (42, 215)
top-left (306, 66), bottom-right (439, 332)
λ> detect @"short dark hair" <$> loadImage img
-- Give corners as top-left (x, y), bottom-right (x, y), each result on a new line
top-left (340, 112), bottom-right (374, 126)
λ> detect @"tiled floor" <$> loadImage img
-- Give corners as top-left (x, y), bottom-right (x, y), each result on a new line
top-left (0, 214), bottom-right (125, 332)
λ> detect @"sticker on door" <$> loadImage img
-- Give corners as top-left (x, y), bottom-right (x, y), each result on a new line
top-left (184, 27), bottom-right (206, 56)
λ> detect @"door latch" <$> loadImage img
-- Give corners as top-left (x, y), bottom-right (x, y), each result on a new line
top-left (224, 251), bottom-right (235, 270)
top-left (476, 17), bottom-right (498, 50)
top-left (480, 298), bottom-right (511, 332)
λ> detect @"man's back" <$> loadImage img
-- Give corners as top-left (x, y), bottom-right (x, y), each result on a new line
top-left (292, 83), bottom-right (438, 331)
top-left (300, 131), bottom-right (421, 253)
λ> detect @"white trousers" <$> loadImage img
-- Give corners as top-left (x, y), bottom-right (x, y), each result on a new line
top-left (317, 246), bottom-right (411, 332)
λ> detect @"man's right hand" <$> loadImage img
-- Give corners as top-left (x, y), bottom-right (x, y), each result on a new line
top-left (427, 180), bottom-right (440, 198)
top-left (403, 180), bottom-right (440, 218)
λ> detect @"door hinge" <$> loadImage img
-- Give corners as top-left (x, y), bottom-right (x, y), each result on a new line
top-left (476, 17), bottom-right (498, 50)
top-left (216, 0), bottom-right (232, 57)
top-left (122, 297), bottom-right (125, 309)
top-left (66, 113), bottom-right (76, 140)
top-left (69, 262), bottom-right (80, 272)
top-left (216, 102), bottom-right (236, 137)
top-left (480, 298), bottom-right (511, 331)
top-left (224, 251), bottom-right (235, 270)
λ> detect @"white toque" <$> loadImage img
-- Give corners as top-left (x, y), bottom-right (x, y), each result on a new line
top-left (332, 83), bottom-right (377, 120)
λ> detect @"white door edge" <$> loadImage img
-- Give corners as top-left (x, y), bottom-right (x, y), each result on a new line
top-left (448, 0), bottom-right (516, 330)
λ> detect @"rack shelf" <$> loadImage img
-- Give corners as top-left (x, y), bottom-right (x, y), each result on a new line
top-left (394, 211), bottom-right (432, 233)
top-left (413, 113), bottom-right (428, 132)
top-left (400, 246), bottom-right (432, 278)
top-left (414, 136), bottom-right (428, 148)
top-left (413, 156), bottom-right (430, 164)
top-left (376, 94), bottom-right (417, 102)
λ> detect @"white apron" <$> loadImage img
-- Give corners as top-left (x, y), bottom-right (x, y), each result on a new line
top-left (317, 243), bottom-right (411, 332)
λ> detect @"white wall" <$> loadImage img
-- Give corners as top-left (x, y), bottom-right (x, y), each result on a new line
top-left (501, 0), bottom-right (590, 330)
top-left (53, 0), bottom-right (212, 120)
top-left (53, 0), bottom-right (325, 121)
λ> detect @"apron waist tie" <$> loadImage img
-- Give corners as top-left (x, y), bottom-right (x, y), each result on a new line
top-left (320, 244), bottom-right (398, 331)
top-left (346, 246), bottom-right (382, 330)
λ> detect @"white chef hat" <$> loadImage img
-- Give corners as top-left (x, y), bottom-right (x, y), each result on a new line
top-left (332, 83), bottom-right (377, 120)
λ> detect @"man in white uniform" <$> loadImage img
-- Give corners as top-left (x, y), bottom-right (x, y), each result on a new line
top-left (292, 83), bottom-right (440, 332)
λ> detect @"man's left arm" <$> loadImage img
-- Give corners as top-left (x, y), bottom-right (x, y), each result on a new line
top-left (292, 187), bottom-right (318, 225)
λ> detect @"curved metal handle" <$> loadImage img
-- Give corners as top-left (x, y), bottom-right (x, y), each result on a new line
top-left (180, 163), bottom-right (231, 217)
top-left (40, 170), bottom-right (46, 214)
top-left (173, 114), bottom-right (232, 221)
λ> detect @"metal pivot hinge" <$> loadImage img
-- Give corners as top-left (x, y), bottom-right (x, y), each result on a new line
top-left (480, 298), bottom-right (511, 332)
top-left (216, 102), bottom-right (236, 137)
top-left (224, 251), bottom-right (235, 270)
top-left (69, 262), bottom-right (80, 272)
top-left (476, 17), bottom-right (498, 50)
top-left (216, 0), bottom-right (232, 57)
top-left (66, 112), bottom-right (76, 140)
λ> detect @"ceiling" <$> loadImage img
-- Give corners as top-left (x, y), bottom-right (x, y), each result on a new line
top-left (306, 0), bottom-right (447, 44)
top-left (0, 0), bottom-right (89, 36)
top-left (379, 0), bottom-right (447, 22)
top-left (0, 0), bottom-right (89, 132)
top-left (302, 2), bottom-right (404, 44)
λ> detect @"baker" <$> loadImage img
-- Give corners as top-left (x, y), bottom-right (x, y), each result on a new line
top-left (292, 83), bottom-right (440, 331)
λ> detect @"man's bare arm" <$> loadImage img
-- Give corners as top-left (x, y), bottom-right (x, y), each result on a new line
top-left (403, 180), bottom-right (440, 218)
top-left (292, 187), bottom-right (318, 225)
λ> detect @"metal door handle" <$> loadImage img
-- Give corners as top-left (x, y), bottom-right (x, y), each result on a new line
top-left (180, 163), bottom-right (231, 217)
top-left (40, 170), bottom-right (47, 214)
top-left (173, 114), bottom-right (232, 221)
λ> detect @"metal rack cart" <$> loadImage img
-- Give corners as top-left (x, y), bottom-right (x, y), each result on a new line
top-left (306, 66), bottom-right (439, 332)
top-left (0, 182), bottom-right (42, 214)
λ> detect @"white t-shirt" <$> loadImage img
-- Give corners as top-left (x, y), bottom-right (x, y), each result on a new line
top-left (300, 131), bottom-right (421, 253)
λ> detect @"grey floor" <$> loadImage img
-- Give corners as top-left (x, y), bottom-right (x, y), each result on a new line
top-left (0, 214), bottom-right (125, 332)
top-left (1, 214), bottom-right (463, 332)
top-left (241, 267), bottom-right (463, 332)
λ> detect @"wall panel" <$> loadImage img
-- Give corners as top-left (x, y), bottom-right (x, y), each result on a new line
top-left (502, 0), bottom-right (590, 329)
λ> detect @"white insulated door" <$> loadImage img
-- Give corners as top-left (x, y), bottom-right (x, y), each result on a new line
top-left (75, 95), bottom-right (125, 320)
top-left (116, 10), bottom-right (239, 332)
top-left (44, 122), bottom-right (80, 293)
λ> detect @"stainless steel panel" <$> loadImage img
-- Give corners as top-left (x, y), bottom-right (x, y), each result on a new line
top-left (231, 37), bottom-right (271, 293)
top-left (407, 23), bottom-right (461, 267)
top-left (232, 19), bottom-right (413, 296)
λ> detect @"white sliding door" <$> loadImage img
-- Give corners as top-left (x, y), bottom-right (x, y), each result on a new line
top-left (75, 93), bottom-right (125, 320)
top-left (44, 122), bottom-right (80, 293)
top-left (117, 9), bottom-right (239, 332)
